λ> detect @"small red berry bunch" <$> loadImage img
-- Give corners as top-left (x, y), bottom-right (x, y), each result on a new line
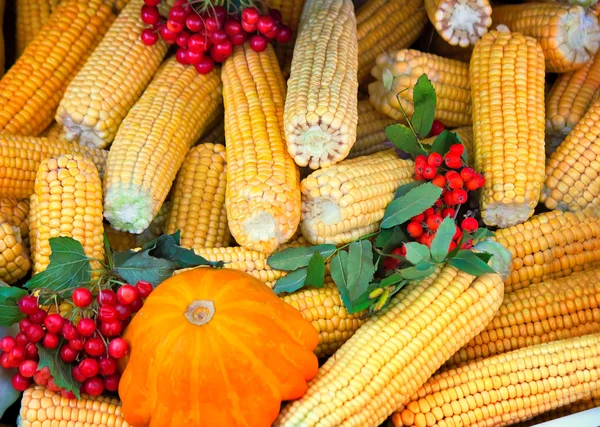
top-left (140, 0), bottom-right (292, 74)
top-left (0, 280), bottom-right (154, 398)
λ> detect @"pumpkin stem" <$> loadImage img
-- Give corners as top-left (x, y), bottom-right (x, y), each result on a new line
top-left (185, 300), bottom-right (215, 326)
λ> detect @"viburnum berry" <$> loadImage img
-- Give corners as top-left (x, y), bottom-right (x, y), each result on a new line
top-left (420, 232), bottom-right (436, 247)
top-left (229, 31), bottom-right (247, 46)
top-left (19, 318), bottom-right (33, 333)
top-left (117, 285), bottom-right (138, 305)
top-left (186, 49), bottom-right (204, 65)
top-left (276, 26), bottom-right (293, 43)
top-left (18, 360), bottom-right (37, 378)
top-left (205, 16), bottom-right (221, 32)
top-left (176, 30), bottom-right (191, 48)
top-left (160, 25), bottom-right (178, 43)
top-left (449, 144), bottom-right (464, 156)
top-left (98, 356), bottom-right (118, 376)
top-left (85, 338), bottom-right (106, 357)
top-left (59, 344), bottom-right (78, 363)
top-left (445, 171), bottom-right (463, 190)
top-left (141, 5), bottom-right (160, 25)
top-left (15, 332), bottom-right (29, 347)
top-left (429, 120), bottom-right (445, 137)
top-left (212, 5), bottom-right (227, 24)
top-left (169, 5), bottom-right (187, 21)
top-left (211, 41), bottom-right (233, 62)
top-left (0, 353), bottom-right (12, 369)
top-left (114, 304), bottom-right (132, 321)
top-left (224, 19), bottom-right (242, 38)
top-left (461, 217), bottom-right (479, 232)
top-left (25, 324), bottom-right (44, 343)
top-left (141, 28), bottom-right (160, 46)
top-left (84, 377), bottom-right (105, 397)
top-left (452, 189), bottom-right (468, 204)
top-left (72, 288), bottom-right (93, 308)
top-left (12, 373), bottom-right (31, 391)
top-left (42, 333), bottom-right (60, 349)
top-left (44, 314), bottom-right (64, 334)
top-left (0, 336), bottom-right (16, 353)
top-left (72, 366), bottom-right (87, 383)
top-left (98, 290), bottom-right (117, 306)
top-left (268, 8), bottom-right (282, 24)
top-left (77, 318), bottom-right (96, 337)
top-left (426, 214), bottom-right (443, 232)
top-left (8, 347), bottom-right (25, 365)
top-left (99, 305), bottom-right (118, 323)
top-left (411, 213), bottom-right (425, 223)
top-left (427, 152), bottom-right (443, 167)
top-left (461, 239), bottom-right (474, 250)
top-left (176, 48), bottom-right (189, 65)
top-left (33, 367), bottom-right (51, 386)
top-left (460, 167), bottom-right (475, 181)
top-left (444, 153), bottom-right (462, 169)
top-left (104, 373), bottom-right (121, 392)
top-left (407, 221), bottom-right (423, 238)
top-left (136, 280), bottom-right (153, 298)
top-left (100, 321), bottom-right (122, 337)
top-left (108, 338), bottom-right (130, 359)
top-left (46, 376), bottom-right (61, 392)
top-left (61, 322), bottom-right (79, 341)
top-left (241, 19), bottom-right (257, 33)
top-left (249, 34), bottom-right (269, 52)
top-left (29, 308), bottom-right (47, 325)
top-left (61, 390), bottom-right (77, 400)
top-left (18, 295), bottom-right (38, 315)
top-left (68, 337), bottom-right (85, 351)
top-left (185, 14), bottom-right (204, 32)
top-left (24, 343), bottom-right (38, 360)
top-left (195, 55), bottom-right (216, 74)
top-left (441, 207), bottom-right (455, 218)
top-left (79, 358), bottom-right (100, 378)
top-left (242, 7), bottom-right (260, 25)
top-left (210, 29), bottom-right (228, 44)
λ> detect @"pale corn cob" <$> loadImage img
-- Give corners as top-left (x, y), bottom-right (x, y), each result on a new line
top-left (446, 268), bottom-right (600, 366)
top-left (18, 385), bottom-right (130, 427)
top-left (369, 49), bottom-right (472, 127)
top-left (422, 126), bottom-right (474, 162)
top-left (346, 100), bottom-right (395, 159)
top-left (0, 198), bottom-right (30, 241)
top-left (223, 43), bottom-right (301, 254)
top-left (166, 143), bottom-right (230, 249)
top-left (264, 0), bottom-right (306, 77)
top-left (15, 0), bottom-right (58, 56)
top-left (276, 266), bottom-right (505, 426)
top-left (105, 203), bottom-right (170, 252)
top-left (0, 0), bottom-right (116, 136)
top-left (491, 3), bottom-right (600, 73)
top-left (471, 27), bottom-right (546, 228)
top-left (356, 0), bottom-right (428, 84)
top-left (30, 154), bottom-right (104, 275)
top-left (0, 213), bottom-right (31, 285)
top-left (284, 0), bottom-right (359, 169)
top-left (546, 51), bottom-right (600, 136)
top-left (104, 57), bottom-right (223, 234)
top-left (492, 210), bottom-right (600, 293)
top-left (0, 135), bottom-right (108, 199)
top-left (56, 0), bottom-right (170, 149)
top-left (391, 333), bottom-right (600, 427)
top-left (40, 121), bottom-right (71, 142)
top-left (514, 389), bottom-right (600, 426)
top-left (300, 150), bottom-right (414, 245)
top-left (424, 0), bottom-right (492, 47)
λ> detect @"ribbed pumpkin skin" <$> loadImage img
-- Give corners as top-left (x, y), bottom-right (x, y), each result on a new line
top-left (118, 268), bottom-right (319, 427)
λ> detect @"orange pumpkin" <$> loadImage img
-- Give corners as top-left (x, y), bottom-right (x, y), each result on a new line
top-left (118, 267), bottom-right (320, 427)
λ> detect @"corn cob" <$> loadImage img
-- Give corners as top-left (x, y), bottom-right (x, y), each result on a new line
top-left (18, 385), bottom-right (130, 427)
top-left (264, 0), bottom-right (306, 77)
top-left (223, 43), bottom-right (300, 254)
top-left (0, 198), bottom-right (30, 241)
top-left (276, 265), bottom-right (505, 426)
top-left (422, 126), bottom-right (474, 162)
top-left (284, 0), bottom-right (359, 170)
top-left (0, 135), bottom-right (108, 199)
top-left (492, 210), bottom-right (600, 293)
top-left (356, 0), bottom-right (428, 84)
top-left (546, 133), bottom-right (566, 158)
top-left (166, 143), bottom-right (230, 249)
top-left (546, 52), bottom-right (600, 137)
top-left (424, 0), bottom-right (492, 47)
top-left (471, 27), bottom-right (546, 228)
top-left (105, 203), bottom-right (170, 252)
top-left (0, 0), bottom-right (116, 137)
top-left (369, 49), bottom-right (472, 127)
top-left (40, 121), bottom-right (71, 142)
top-left (30, 154), bottom-right (105, 275)
top-left (15, 0), bottom-right (58, 57)
top-left (418, 29), bottom-right (474, 62)
top-left (103, 57), bottom-right (222, 234)
top-left (391, 333), bottom-right (600, 427)
top-left (515, 389), bottom-right (600, 426)
top-left (56, 0), bottom-right (170, 149)
top-left (300, 150), bottom-right (414, 245)
top-left (0, 0), bottom-right (4, 77)
top-left (491, 3), bottom-right (600, 73)
top-left (446, 268), bottom-right (600, 366)
top-left (0, 213), bottom-right (31, 285)
top-left (346, 100), bottom-right (395, 159)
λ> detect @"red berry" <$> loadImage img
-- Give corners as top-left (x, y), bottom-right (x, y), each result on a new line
top-left (429, 120), bottom-right (445, 137)
top-left (411, 213), bottom-right (425, 223)
top-left (61, 322), bottom-right (79, 340)
top-left (29, 308), bottom-right (47, 324)
top-left (141, 28), bottom-right (159, 46)
top-left (117, 285), bottom-right (138, 306)
top-left (12, 373), bottom-right (31, 391)
top-left (224, 19), bottom-right (242, 37)
top-left (61, 390), bottom-right (77, 400)
top-left (205, 16), bottom-right (221, 32)
top-left (186, 14), bottom-right (204, 32)
top-left (46, 376), bottom-right (61, 392)
top-left (188, 33), bottom-right (211, 53)
top-left (415, 154), bottom-right (427, 165)
top-left (383, 246), bottom-right (406, 271)
top-left (452, 189), bottom-right (468, 204)
top-left (60, 344), bottom-right (78, 363)
top-left (166, 19), bottom-right (185, 33)
top-left (453, 225), bottom-right (463, 241)
top-left (441, 207), bottom-right (455, 218)
top-left (44, 314), bottom-right (64, 334)
top-left (268, 8), bottom-right (282, 24)
top-left (229, 31), bottom-right (247, 46)
top-left (420, 232), bottom-right (436, 247)
top-left (461, 239), bottom-right (473, 250)
top-left (431, 175), bottom-right (446, 188)
top-left (426, 214), bottom-right (443, 232)
top-left (141, 5), bottom-right (160, 25)
top-left (407, 221), bottom-right (424, 238)
top-left (84, 377), bottom-right (104, 397)
top-left (422, 166), bottom-right (437, 180)
top-left (134, 281), bottom-right (152, 300)
top-left (9, 346), bottom-right (26, 365)
top-left (19, 318), bottom-right (33, 333)
top-left (445, 171), bottom-right (463, 190)
top-left (435, 198), bottom-right (443, 209)
top-left (72, 366), bottom-right (87, 383)
top-left (100, 321), bottom-right (122, 337)
top-left (176, 30), bottom-right (191, 47)
top-left (275, 25), bottom-right (292, 43)
top-left (25, 324), bottom-right (44, 343)
top-left (0, 336), bottom-right (16, 353)
top-left (130, 296), bottom-right (144, 313)
top-left (414, 173), bottom-right (424, 180)
top-left (79, 358), bottom-right (100, 378)
top-left (160, 25), bottom-right (178, 43)
top-left (427, 152), bottom-right (443, 167)
top-left (241, 20), bottom-right (257, 33)
top-left (460, 167), bottom-right (475, 181)
top-left (68, 337), bottom-right (85, 351)
top-left (444, 153), bottom-right (462, 169)
top-left (212, 5), bottom-right (227, 25)
top-left (415, 164), bottom-right (425, 175)
top-left (242, 7), bottom-right (260, 25)
top-left (0, 353), bottom-right (12, 369)
top-left (104, 373), bottom-right (121, 392)
top-left (97, 290), bottom-right (117, 306)
top-left (211, 41), bottom-right (233, 61)
top-left (19, 360), bottom-right (37, 378)
top-left (25, 343), bottom-right (38, 360)
top-left (249, 34), bottom-right (269, 52)
top-left (15, 332), bottom-right (29, 347)
top-left (210, 29), bottom-right (228, 44)
top-left (85, 338), bottom-right (106, 357)
top-left (176, 47), bottom-right (188, 65)
top-left (114, 304), bottom-right (132, 322)
top-left (72, 288), bottom-right (93, 308)
top-left (98, 356), bottom-right (118, 376)
top-left (77, 318), bottom-right (96, 337)
top-left (108, 338), bottom-right (129, 359)
top-left (42, 333), bottom-right (59, 349)
top-left (144, 0), bottom-right (160, 5)
top-left (18, 295), bottom-right (38, 315)
top-left (461, 217), bottom-right (479, 233)
top-left (169, 5), bottom-right (186, 21)
top-left (264, 27), bottom-right (278, 40)
top-left (256, 15), bottom-right (275, 35)
top-left (443, 191), bottom-right (456, 206)
top-left (423, 207), bottom-right (435, 218)
top-left (466, 174), bottom-right (485, 191)
top-left (449, 144), bottom-right (464, 156)
top-left (448, 241), bottom-right (457, 252)
top-left (98, 305), bottom-right (117, 323)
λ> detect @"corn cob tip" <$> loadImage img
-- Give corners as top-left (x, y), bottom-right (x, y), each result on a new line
top-left (431, 0), bottom-right (492, 47)
top-left (103, 184), bottom-right (154, 233)
top-left (56, 114), bottom-right (105, 149)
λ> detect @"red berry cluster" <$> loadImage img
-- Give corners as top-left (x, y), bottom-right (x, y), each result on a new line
top-left (0, 281), bottom-right (153, 398)
top-left (140, 0), bottom-right (292, 74)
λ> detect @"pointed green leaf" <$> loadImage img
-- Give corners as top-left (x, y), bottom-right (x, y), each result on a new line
top-left (381, 182), bottom-right (443, 228)
top-left (475, 252), bottom-right (493, 263)
top-left (430, 130), bottom-right (461, 156)
top-left (412, 74), bottom-right (437, 138)
top-left (399, 263), bottom-right (436, 280)
top-left (381, 273), bottom-right (403, 287)
top-left (386, 124), bottom-right (427, 156)
top-left (148, 231), bottom-right (219, 268)
top-left (403, 242), bottom-right (431, 265)
top-left (330, 251), bottom-right (350, 308)
top-left (394, 180), bottom-right (426, 199)
top-left (37, 346), bottom-right (80, 399)
top-left (447, 250), bottom-right (496, 276)
top-left (346, 241), bottom-right (376, 302)
top-left (272, 268), bottom-right (308, 295)
top-left (430, 217), bottom-right (457, 262)
top-left (471, 227), bottom-right (495, 241)
top-left (267, 244), bottom-right (337, 270)
top-left (0, 286), bottom-right (28, 326)
top-left (305, 252), bottom-right (326, 288)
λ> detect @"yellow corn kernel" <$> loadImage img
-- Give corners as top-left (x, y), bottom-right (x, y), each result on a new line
top-left (425, 0), bottom-right (492, 47)
top-left (0, 197), bottom-right (30, 241)
top-left (264, 0), bottom-right (306, 77)
top-left (356, 0), bottom-right (428, 84)
top-left (56, 0), bottom-right (170, 148)
top-left (276, 265), bottom-right (505, 426)
top-left (492, 3), bottom-right (600, 73)
top-left (301, 150), bottom-right (414, 245)
top-left (0, 215), bottom-right (30, 285)
top-left (284, 0), bottom-right (359, 170)
top-left (223, 43), bottom-right (301, 254)
top-left (492, 210), bottom-right (600, 293)
top-left (40, 121), bottom-right (73, 143)
top-left (166, 143), bottom-right (230, 249)
top-left (369, 49), bottom-right (472, 127)
top-left (471, 27), bottom-right (546, 228)
top-left (392, 333), bottom-right (600, 427)
top-left (103, 57), bottom-right (223, 234)
top-left (30, 154), bottom-right (105, 275)
top-left (346, 100), bottom-right (395, 159)
top-left (16, 0), bottom-right (58, 56)
top-left (515, 390), bottom-right (600, 426)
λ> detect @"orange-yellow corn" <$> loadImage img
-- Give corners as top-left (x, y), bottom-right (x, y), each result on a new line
top-left (0, 213), bottom-right (30, 285)
top-left (0, 198), bottom-right (29, 241)
top-left (346, 100), bottom-right (395, 159)
top-left (425, 0), bottom-right (492, 47)
top-left (16, 0), bottom-right (59, 56)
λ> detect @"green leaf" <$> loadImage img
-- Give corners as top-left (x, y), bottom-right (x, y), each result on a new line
top-left (475, 252), bottom-right (493, 263)
top-left (447, 250), bottom-right (496, 276)
top-left (471, 227), bottom-right (495, 241)
top-left (403, 242), bottom-right (431, 265)
top-left (305, 252), bottom-right (326, 288)
top-left (375, 227), bottom-right (406, 252)
top-left (267, 244), bottom-right (337, 270)
top-left (0, 286), bottom-right (28, 326)
top-left (149, 231), bottom-right (219, 269)
top-left (25, 237), bottom-right (92, 300)
top-left (345, 240), bottom-right (376, 302)
top-left (37, 346), bottom-right (80, 399)
top-left (386, 124), bottom-right (427, 156)
top-left (330, 251), bottom-right (350, 307)
top-left (399, 261), bottom-right (436, 280)
top-left (380, 273), bottom-right (403, 287)
top-left (430, 130), bottom-right (461, 156)
top-left (412, 74), bottom-right (437, 138)
top-left (381, 182), bottom-right (443, 229)
top-left (272, 268), bottom-right (308, 295)
top-left (394, 180), bottom-right (426, 199)
top-left (430, 217), bottom-right (457, 262)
